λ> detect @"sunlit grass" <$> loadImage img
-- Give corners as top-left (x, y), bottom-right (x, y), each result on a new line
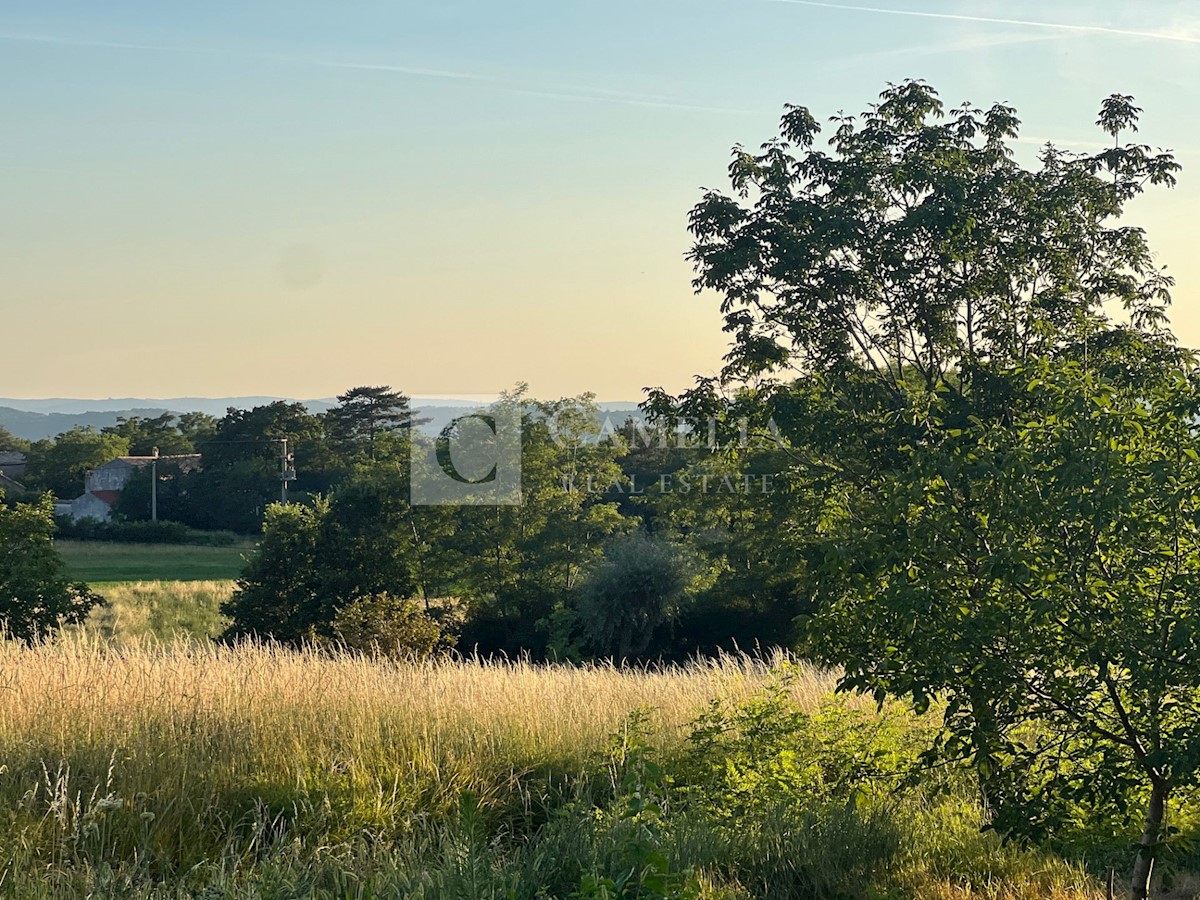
top-left (0, 638), bottom-right (1110, 898)
top-left (75, 580), bottom-right (234, 642)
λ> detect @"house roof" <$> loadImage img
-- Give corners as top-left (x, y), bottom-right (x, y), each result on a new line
top-left (90, 490), bottom-right (122, 506)
top-left (0, 451), bottom-right (26, 465)
top-left (113, 454), bottom-right (201, 464)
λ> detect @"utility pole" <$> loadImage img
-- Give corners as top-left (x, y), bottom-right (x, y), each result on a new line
top-left (151, 446), bottom-right (159, 522)
top-left (280, 438), bottom-right (296, 504)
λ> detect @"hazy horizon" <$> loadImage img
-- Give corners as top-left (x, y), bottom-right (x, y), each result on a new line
top-left (4, 0), bottom-right (1199, 398)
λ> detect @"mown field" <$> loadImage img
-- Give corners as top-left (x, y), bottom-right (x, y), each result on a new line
top-left (57, 540), bottom-right (251, 583)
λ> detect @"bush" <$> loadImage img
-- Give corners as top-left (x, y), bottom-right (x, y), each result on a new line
top-left (1, 492), bottom-right (104, 641)
top-left (321, 593), bottom-right (451, 660)
top-left (54, 517), bottom-right (240, 546)
top-left (577, 532), bottom-right (690, 660)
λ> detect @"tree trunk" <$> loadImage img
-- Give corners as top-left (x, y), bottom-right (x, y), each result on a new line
top-left (1131, 781), bottom-right (1167, 900)
top-left (966, 687), bottom-right (1004, 816)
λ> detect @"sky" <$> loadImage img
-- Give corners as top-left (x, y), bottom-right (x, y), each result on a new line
top-left (2, 1), bottom-right (1199, 401)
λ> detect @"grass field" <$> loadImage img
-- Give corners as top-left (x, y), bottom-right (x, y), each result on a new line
top-left (57, 540), bottom-right (252, 583)
top-left (4, 576), bottom-right (1193, 897)
top-left (77, 580), bottom-right (234, 642)
top-left (0, 640), bottom-right (1130, 900)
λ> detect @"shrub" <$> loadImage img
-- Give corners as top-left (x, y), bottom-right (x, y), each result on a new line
top-left (576, 533), bottom-right (690, 660)
top-left (322, 592), bottom-right (451, 660)
top-left (1, 492), bottom-right (103, 641)
top-left (54, 517), bottom-right (240, 546)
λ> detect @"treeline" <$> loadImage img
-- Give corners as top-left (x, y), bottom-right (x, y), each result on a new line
top-left (5, 386), bottom-right (801, 661)
top-left (4, 388), bottom-right (417, 529)
top-left (216, 386), bottom-right (797, 661)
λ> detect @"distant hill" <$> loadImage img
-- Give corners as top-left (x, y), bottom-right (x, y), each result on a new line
top-left (0, 397), bottom-right (646, 442)
top-left (0, 397), bottom-right (308, 416)
top-left (0, 407), bottom-right (172, 441)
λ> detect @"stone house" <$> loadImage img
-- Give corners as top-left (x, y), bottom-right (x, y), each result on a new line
top-left (61, 454), bottom-right (202, 522)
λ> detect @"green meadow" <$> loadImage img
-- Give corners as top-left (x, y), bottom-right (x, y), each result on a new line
top-left (57, 540), bottom-right (252, 584)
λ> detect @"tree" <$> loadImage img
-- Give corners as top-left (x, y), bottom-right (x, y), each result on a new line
top-left (325, 386), bottom-right (421, 461)
top-left (576, 532), bottom-right (690, 660)
top-left (25, 427), bottom-right (130, 499)
top-left (809, 359), bottom-right (1200, 899)
top-left (0, 491), bottom-right (103, 641)
top-left (221, 500), bottom-right (329, 643)
top-left (0, 426), bottom-right (30, 454)
top-left (702, 84), bottom-right (1175, 383)
top-left (177, 412), bottom-right (218, 449)
top-left (444, 390), bottom-right (632, 655)
top-left (668, 81), bottom-right (1187, 896)
top-left (112, 457), bottom-right (197, 523)
top-left (221, 465), bottom-right (434, 645)
top-left (178, 402), bottom-right (335, 533)
top-left (102, 413), bottom-right (198, 456)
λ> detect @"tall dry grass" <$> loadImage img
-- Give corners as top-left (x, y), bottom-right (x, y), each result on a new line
top-left (1, 637), bottom-right (822, 761)
top-left (0, 639), bottom-right (817, 873)
top-left (76, 580), bottom-right (234, 642)
top-left (0, 638), bottom-right (1110, 899)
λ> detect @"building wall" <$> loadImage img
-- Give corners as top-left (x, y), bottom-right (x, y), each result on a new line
top-left (85, 461), bottom-right (138, 493)
top-left (69, 492), bottom-right (115, 522)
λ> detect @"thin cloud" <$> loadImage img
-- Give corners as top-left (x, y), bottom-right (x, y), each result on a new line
top-left (834, 28), bottom-right (1066, 66)
top-left (316, 61), bottom-right (490, 81)
top-left (508, 86), bottom-right (759, 115)
top-left (766, 0), bottom-right (1200, 45)
top-left (0, 31), bottom-right (188, 52)
top-left (0, 28), bottom-right (751, 115)
top-left (321, 60), bottom-right (756, 113)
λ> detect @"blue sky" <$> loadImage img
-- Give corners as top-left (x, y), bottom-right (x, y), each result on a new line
top-left (2, 1), bottom-right (1198, 399)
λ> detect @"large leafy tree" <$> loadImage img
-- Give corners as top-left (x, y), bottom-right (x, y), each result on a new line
top-left (221, 499), bottom-right (332, 643)
top-left (811, 358), bottom-right (1200, 898)
top-left (445, 391), bottom-right (633, 655)
top-left (666, 81), bottom-right (1188, 897)
top-left (101, 412), bottom-right (207, 457)
top-left (0, 491), bottom-right (103, 641)
top-left (686, 81), bottom-right (1177, 388)
top-left (178, 402), bottom-right (335, 533)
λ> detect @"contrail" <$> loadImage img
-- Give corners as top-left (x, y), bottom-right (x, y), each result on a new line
top-left (766, 0), bottom-right (1200, 45)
